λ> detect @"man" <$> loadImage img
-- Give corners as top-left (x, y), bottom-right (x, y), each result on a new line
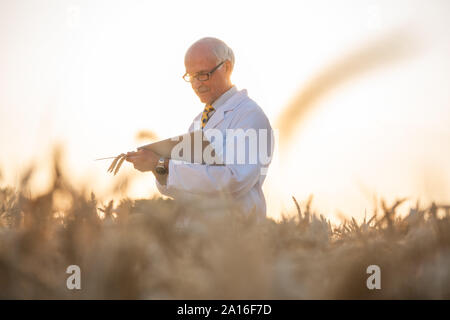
top-left (126, 37), bottom-right (273, 218)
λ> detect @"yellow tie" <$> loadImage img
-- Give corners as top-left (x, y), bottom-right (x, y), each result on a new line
top-left (201, 104), bottom-right (215, 129)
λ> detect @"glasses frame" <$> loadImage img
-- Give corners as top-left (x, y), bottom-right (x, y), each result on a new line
top-left (183, 61), bottom-right (225, 82)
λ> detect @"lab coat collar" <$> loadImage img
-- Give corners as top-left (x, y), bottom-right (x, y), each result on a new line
top-left (210, 86), bottom-right (238, 111)
top-left (203, 88), bottom-right (248, 129)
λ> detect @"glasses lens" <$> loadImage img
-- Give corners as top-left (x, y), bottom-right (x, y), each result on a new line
top-left (183, 72), bottom-right (210, 82)
top-left (197, 73), bottom-right (209, 81)
top-left (183, 74), bottom-right (191, 82)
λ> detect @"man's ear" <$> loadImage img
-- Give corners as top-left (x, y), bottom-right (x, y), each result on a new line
top-left (225, 60), bottom-right (233, 74)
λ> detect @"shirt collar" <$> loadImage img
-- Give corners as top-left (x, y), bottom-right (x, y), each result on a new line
top-left (209, 85), bottom-right (238, 111)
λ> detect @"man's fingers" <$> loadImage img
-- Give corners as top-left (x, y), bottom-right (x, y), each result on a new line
top-left (126, 151), bottom-right (138, 162)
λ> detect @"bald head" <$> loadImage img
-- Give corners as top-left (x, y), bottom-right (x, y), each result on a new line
top-left (185, 37), bottom-right (235, 72)
top-left (184, 38), bottom-right (235, 105)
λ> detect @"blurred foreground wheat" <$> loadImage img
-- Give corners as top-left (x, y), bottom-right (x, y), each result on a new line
top-left (0, 147), bottom-right (449, 299)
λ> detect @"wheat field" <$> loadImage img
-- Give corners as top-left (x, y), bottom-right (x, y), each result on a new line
top-left (1, 147), bottom-right (449, 299)
top-left (1, 0), bottom-right (449, 301)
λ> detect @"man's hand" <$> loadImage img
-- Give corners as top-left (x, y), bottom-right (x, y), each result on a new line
top-left (126, 148), bottom-right (160, 173)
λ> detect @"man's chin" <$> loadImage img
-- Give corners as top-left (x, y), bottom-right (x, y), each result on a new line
top-left (197, 93), bottom-right (210, 104)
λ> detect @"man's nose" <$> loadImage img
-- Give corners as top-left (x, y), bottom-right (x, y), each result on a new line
top-left (191, 77), bottom-right (202, 88)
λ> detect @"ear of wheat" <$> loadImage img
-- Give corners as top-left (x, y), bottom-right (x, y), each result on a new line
top-left (96, 152), bottom-right (140, 176)
top-left (107, 153), bottom-right (127, 176)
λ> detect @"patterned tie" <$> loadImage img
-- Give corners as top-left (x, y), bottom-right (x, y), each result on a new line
top-left (201, 104), bottom-right (215, 129)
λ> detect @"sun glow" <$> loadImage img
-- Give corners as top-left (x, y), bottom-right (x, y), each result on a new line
top-left (1, 0), bottom-right (449, 221)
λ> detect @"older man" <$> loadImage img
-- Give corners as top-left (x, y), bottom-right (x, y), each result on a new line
top-left (126, 37), bottom-right (273, 217)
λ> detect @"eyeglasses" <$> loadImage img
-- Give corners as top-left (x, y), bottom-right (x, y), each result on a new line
top-left (183, 61), bottom-right (225, 82)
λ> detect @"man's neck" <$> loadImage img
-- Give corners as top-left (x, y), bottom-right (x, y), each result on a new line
top-left (208, 84), bottom-right (233, 106)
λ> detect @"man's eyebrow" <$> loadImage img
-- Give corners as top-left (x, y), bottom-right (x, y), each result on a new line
top-left (188, 69), bottom-right (208, 75)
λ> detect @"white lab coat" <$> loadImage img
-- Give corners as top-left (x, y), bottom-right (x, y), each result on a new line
top-left (156, 88), bottom-right (274, 218)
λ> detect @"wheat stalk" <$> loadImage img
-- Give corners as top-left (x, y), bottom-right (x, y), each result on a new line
top-left (113, 155), bottom-right (126, 176)
top-left (106, 153), bottom-right (127, 176)
top-left (96, 152), bottom-right (141, 176)
top-left (107, 154), bottom-right (121, 173)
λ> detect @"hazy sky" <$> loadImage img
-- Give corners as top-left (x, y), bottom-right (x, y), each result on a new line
top-left (1, 0), bottom-right (449, 221)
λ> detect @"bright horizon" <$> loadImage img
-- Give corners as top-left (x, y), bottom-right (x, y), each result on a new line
top-left (1, 0), bottom-right (450, 222)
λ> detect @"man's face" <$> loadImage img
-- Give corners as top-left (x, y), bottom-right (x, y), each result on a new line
top-left (184, 45), bottom-right (231, 105)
